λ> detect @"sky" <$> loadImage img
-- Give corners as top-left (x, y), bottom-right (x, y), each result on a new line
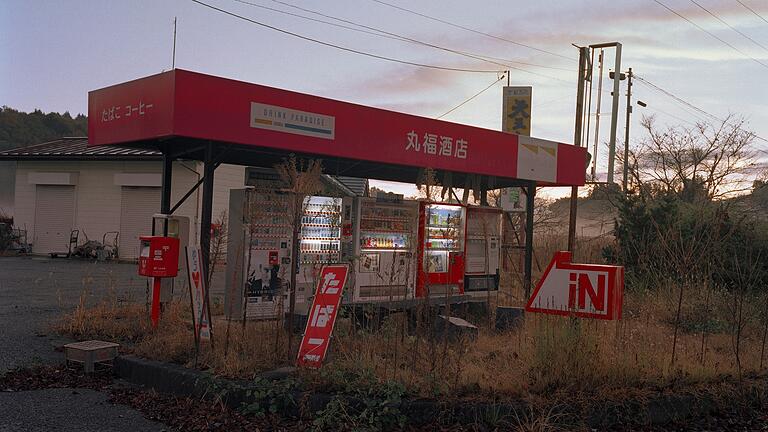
top-left (2, 0), bottom-right (767, 198)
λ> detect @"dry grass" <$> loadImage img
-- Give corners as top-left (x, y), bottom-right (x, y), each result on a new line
top-left (55, 293), bottom-right (289, 377)
top-left (323, 298), bottom-right (765, 402)
top-left (55, 291), bottom-right (153, 343)
top-left (54, 235), bottom-right (768, 405)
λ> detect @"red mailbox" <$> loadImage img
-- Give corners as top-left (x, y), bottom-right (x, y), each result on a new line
top-left (138, 236), bottom-right (180, 278)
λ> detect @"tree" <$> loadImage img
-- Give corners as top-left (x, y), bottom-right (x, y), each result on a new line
top-left (0, 107), bottom-right (87, 149)
top-left (274, 155), bottom-right (324, 358)
top-left (627, 114), bottom-right (756, 200)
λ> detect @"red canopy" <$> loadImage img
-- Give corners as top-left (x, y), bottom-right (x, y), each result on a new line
top-left (89, 69), bottom-right (585, 187)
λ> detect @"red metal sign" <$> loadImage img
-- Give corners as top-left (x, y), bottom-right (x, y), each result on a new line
top-left (525, 251), bottom-right (624, 320)
top-left (296, 264), bottom-right (350, 368)
top-left (88, 69), bottom-right (586, 187)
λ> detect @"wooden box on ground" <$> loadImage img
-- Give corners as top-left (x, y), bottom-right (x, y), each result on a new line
top-left (64, 340), bottom-right (120, 373)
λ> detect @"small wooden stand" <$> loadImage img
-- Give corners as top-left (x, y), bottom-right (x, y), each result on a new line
top-left (64, 340), bottom-right (120, 373)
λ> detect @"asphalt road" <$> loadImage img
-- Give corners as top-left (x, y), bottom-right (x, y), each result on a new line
top-left (0, 388), bottom-right (165, 432)
top-left (0, 256), bottom-right (172, 431)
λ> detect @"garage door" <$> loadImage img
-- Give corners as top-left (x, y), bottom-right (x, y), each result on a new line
top-left (120, 186), bottom-right (160, 261)
top-left (34, 185), bottom-right (76, 254)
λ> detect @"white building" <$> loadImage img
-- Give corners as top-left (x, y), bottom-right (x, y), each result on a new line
top-left (0, 137), bottom-right (245, 260)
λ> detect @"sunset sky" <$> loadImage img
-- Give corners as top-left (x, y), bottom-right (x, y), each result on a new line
top-left (3, 0), bottom-right (767, 196)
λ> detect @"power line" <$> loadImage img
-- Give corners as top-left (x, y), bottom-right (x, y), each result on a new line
top-left (436, 73), bottom-right (506, 119)
top-left (231, 0), bottom-right (428, 44)
top-left (634, 79), bottom-right (713, 123)
top-left (635, 75), bottom-right (722, 122)
top-left (735, 0), bottom-right (768, 25)
top-left (634, 74), bottom-right (768, 144)
top-left (644, 105), bottom-right (698, 126)
top-left (233, 0), bottom-right (573, 83)
top-left (689, 0), bottom-right (768, 53)
top-left (467, 52), bottom-right (573, 72)
top-left (650, 0), bottom-right (768, 70)
top-left (368, 0), bottom-right (574, 62)
top-left (189, 0), bottom-right (502, 73)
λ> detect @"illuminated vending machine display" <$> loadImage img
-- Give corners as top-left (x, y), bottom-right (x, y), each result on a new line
top-left (295, 196), bottom-right (344, 303)
top-left (354, 196), bottom-right (418, 302)
top-left (416, 202), bottom-right (466, 298)
top-left (464, 206), bottom-right (502, 296)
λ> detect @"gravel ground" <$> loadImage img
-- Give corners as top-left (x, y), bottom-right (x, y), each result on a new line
top-left (0, 388), bottom-right (165, 432)
top-left (0, 255), bottom-right (225, 372)
top-left (0, 256), bottom-right (142, 372)
top-left (0, 256), bottom-right (176, 431)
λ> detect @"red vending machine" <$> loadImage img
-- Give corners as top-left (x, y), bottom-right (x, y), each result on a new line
top-left (416, 202), bottom-right (466, 298)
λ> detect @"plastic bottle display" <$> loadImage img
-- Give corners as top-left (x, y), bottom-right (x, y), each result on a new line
top-left (359, 203), bottom-right (413, 250)
top-left (298, 197), bottom-right (342, 264)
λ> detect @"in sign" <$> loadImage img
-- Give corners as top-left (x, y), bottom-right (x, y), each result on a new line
top-left (526, 251), bottom-right (623, 320)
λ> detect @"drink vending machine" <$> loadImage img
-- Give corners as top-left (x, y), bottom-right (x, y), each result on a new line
top-left (464, 206), bottom-right (502, 296)
top-left (226, 189), bottom-right (504, 318)
top-left (294, 196), bottom-right (350, 304)
top-left (225, 189), bottom-right (353, 320)
top-left (352, 196), bottom-right (419, 302)
top-left (225, 188), bottom-right (293, 320)
top-left (416, 202), bottom-right (466, 298)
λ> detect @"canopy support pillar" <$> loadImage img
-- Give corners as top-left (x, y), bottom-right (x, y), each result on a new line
top-left (160, 150), bottom-right (173, 214)
top-left (200, 143), bottom-right (215, 280)
top-left (523, 181), bottom-right (535, 299)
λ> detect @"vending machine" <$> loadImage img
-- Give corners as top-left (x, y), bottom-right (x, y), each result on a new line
top-left (464, 206), bottom-right (502, 296)
top-left (225, 188), bottom-right (293, 320)
top-left (416, 202), bottom-right (466, 298)
top-left (295, 196), bottom-right (347, 304)
top-left (353, 195), bottom-right (419, 302)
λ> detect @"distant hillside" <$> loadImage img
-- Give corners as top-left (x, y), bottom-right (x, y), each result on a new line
top-left (0, 107), bottom-right (87, 150)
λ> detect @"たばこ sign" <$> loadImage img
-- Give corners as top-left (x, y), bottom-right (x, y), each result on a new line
top-left (296, 264), bottom-right (350, 368)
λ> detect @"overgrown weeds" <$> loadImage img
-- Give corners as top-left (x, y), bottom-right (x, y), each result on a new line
top-left (55, 285), bottom-right (768, 401)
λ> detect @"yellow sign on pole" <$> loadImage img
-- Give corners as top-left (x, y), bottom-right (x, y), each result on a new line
top-left (500, 86), bottom-right (532, 211)
top-left (502, 86), bottom-right (532, 136)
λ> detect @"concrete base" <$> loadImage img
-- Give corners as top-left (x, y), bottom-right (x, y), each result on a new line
top-left (495, 306), bottom-right (525, 331)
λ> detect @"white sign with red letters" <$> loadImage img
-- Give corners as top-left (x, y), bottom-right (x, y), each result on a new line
top-left (526, 251), bottom-right (624, 320)
top-left (185, 246), bottom-right (211, 340)
top-left (296, 264), bottom-right (350, 368)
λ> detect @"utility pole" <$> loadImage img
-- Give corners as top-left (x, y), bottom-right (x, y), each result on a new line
top-left (592, 50), bottom-right (604, 181)
top-left (605, 44), bottom-right (622, 184)
top-left (622, 68), bottom-right (633, 192)
top-left (568, 46), bottom-right (589, 253)
top-left (585, 42), bottom-right (622, 184)
top-left (172, 17), bottom-right (177, 69)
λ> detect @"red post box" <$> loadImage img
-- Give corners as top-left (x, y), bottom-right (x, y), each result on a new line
top-left (138, 236), bottom-right (180, 329)
top-left (138, 236), bottom-right (180, 278)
